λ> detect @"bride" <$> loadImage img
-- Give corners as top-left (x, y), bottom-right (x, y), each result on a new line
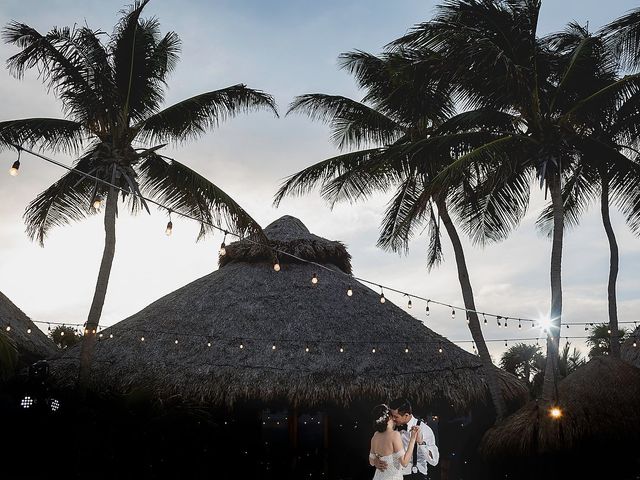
top-left (368, 404), bottom-right (419, 480)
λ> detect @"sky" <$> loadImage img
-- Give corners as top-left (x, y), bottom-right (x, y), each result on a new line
top-left (0, 0), bottom-right (638, 362)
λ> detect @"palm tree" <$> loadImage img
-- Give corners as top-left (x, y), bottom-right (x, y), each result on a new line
top-left (557, 341), bottom-right (586, 378)
top-left (0, 0), bottom-right (277, 389)
top-left (586, 323), bottom-right (629, 358)
top-left (275, 49), bottom-right (513, 420)
top-left (500, 343), bottom-right (544, 396)
top-left (536, 25), bottom-right (640, 358)
top-left (390, 0), bottom-right (640, 402)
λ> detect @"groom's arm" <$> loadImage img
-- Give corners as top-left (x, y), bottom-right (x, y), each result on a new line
top-left (417, 424), bottom-right (439, 466)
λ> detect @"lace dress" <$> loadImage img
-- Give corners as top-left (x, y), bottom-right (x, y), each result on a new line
top-left (372, 451), bottom-right (404, 480)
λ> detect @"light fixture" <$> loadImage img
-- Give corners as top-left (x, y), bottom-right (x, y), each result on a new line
top-left (141, 336), bottom-right (145, 342)
top-left (174, 339), bottom-right (179, 344)
top-left (20, 396), bottom-right (33, 409)
top-left (50, 398), bottom-right (60, 412)
top-left (497, 316), bottom-right (502, 327)
top-left (405, 345), bottom-right (409, 353)
top-left (311, 273), bottom-right (318, 285)
top-left (27, 328), bottom-right (31, 334)
top-left (339, 345), bottom-right (344, 353)
top-left (483, 314), bottom-right (487, 325)
top-left (219, 232), bottom-right (227, 256)
top-left (438, 343), bottom-right (443, 354)
top-left (372, 347), bottom-right (376, 354)
top-left (549, 407), bottom-right (562, 419)
top-left (347, 286), bottom-right (353, 297)
top-left (504, 317), bottom-right (508, 328)
top-left (207, 341), bottom-right (212, 347)
top-left (273, 262), bottom-right (280, 272)
top-left (9, 150), bottom-right (21, 176)
top-left (272, 344), bottom-right (276, 350)
top-left (240, 342), bottom-right (244, 349)
top-left (426, 301), bottom-right (430, 316)
top-left (5, 326), bottom-right (10, 332)
top-left (451, 308), bottom-right (455, 319)
top-left (92, 198), bottom-right (102, 210)
top-left (380, 287), bottom-right (385, 304)
top-left (165, 215), bottom-right (173, 236)
top-left (109, 334), bottom-right (114, 339)
top-left (305, 345), bottom-right (310, 353)
top-left (407, 296), bottom-right (412, 309)
top-left (518, 320), bottom-right (522, 329)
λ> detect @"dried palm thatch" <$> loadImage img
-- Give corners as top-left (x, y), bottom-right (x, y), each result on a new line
top-left (0, 290), bottom-right (58, 365)
top-left (49, 216), bottom-right (526, 408)
top-left (621, 325), bottom-right (640, 368)
top-left (480, 356), bottom-right (640, 459)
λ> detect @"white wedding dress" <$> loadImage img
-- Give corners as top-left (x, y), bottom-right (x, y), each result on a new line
top-left (373, 451), bottom-right (404, 480)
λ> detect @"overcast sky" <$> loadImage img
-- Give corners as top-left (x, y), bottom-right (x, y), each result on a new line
top-left (0, 0), bottom-right (638, 361)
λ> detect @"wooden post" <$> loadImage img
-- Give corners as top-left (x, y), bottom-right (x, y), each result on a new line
top-left (323, 413), bottom-right (330, 449)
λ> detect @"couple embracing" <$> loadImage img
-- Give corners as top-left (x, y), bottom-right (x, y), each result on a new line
top-left (369, 398), bottom-right (439, 480)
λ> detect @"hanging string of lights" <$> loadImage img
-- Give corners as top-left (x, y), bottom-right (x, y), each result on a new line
top-left (5, 146), bottom-right (638, 340)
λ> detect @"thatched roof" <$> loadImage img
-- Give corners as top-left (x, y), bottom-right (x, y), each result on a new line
top-left (49, 215), bottom-right (526, 408)
top-left (621, 325), bottom-right (640, 368)
top-left (0, 290), bottom-right (58, 365)
top-left (480, 356), bottom-right (640, 459)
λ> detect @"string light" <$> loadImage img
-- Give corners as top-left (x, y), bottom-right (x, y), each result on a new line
top-left (451, 308), bottom-right (455, 319)
top-left (372, 347), bottom-right (376, 353)
top-left (497, 316), bottom-right (502, 327)
top-left (311, 273), bottom-right (318, 285)
top-left (406, 295), bottom-right (412, 309)
top-left (549, 407), bottom-right (562, 419)
top-left (504, 318), bottom-right (508, 328)
top-left (5, 326), bottom-right (10, 332)
top-left (518, 320), bottom-right (522, 329)
top-left (379, 287), bottom-right (386, 304)
top-left (438, 343), bottom-right (443, 354)
top-left (141, 336), bottom-right (145, 342)
top-left (272, 344), bottom-right (276, 350)
top-left (239, 342), bottom-right (244, 349)
top-left (165, 211), bottom-right (173, 236)
top-left (207, 341), bottom-right (211, 347)
top-left (174, 339), bottom-right (179, 344)
top-left (92, 198), bottom-right (102, 210)
top-left (27, 328), bottom-right (31, 334)
top-left (405, 345), bottom-right (410, 353)
top-left (8, 149), bottom-right (20, 176)
top-left (466, 313), bottom-right (470, 325)
top-left (339, 345), bottom-right (344, 353)
top-left (347, 285), bottom-right (353, 297)
top-left (109, 334), bottom-right (114, 339)
top-left (483, 314), bottom-right (487, 325)
top-left (273, 261), bottom-right (280, 272)
top-left (426, 301), bottom-right (430, 316)
top-left (305, 345), bottom-right (310, 352)
top-left (219, 232), bottom-right (227, 256)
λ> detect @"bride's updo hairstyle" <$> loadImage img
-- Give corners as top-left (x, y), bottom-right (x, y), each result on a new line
top-left (371, 404), bottom-right (390, 433)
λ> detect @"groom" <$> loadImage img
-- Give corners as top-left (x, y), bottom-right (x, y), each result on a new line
top-left (372, 398), bottom-right (439, 479)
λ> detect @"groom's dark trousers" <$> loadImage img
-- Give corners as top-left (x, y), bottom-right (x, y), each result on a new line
top-left (404, 474), bottom-right (428, 480)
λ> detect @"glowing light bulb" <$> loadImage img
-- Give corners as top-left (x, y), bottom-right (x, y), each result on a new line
top-left (207, 342), bottom-right (211, 347)
top-left (407, 298), bottom-right (412, 309)
top-left (380, 293), bottom-right (385, 304)
top-left (372, 347), bottom-right (376, 353)
top-left (60, 330), bottom-right (64, 336)
top-left (165, 221), bottom-right (173, 236)
top-left (311, 273), bottom-right (318, 285)
top-left (339, 346), bottom-right (344, 353)
top-left (93, 199), bottom-right (102, 209)
top-left (549, 407), bottom-right (562, 419)
top-left (240, 343), bottom-right (244, 349)
top-left (5, 326), bottom-right (10, 332)
top-left (426, 303), bottom-right (430, 316)
top-left (273, 262), bottom-right (280, 272)
top-left (633, 341), bottom-right (637, 348)
top-left (272, 344), bottom-right (276, 350)
top-left (174, 339), bottom-right (179, 344)
top-left (141, 336), bottom-right (145, 342)
top-left (451, 308), bottom-right (455, 319)
top-left (9, 160), bottom-right (20, 176)
top-left (405, 346), bottom-right (409, 353)
top-left (305, 346), bottom-right (310, 352)
top-left (219, 242), bottom-right (226, 256)
top-left (438, 346), bottom-right (443, 354)
top-left (109, 334), bottom-right (113, 339)
top-left (347, 286), bottom-right (353, 297)
top-left (27, 328), bottom-right (31, 334)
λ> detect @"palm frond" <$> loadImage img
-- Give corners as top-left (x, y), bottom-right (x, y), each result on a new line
top-left (600, 7), bottom-right (640, 72)
top-left (272, 148), bottom-right (384, 207)
top-left (135, 85), bottom-right (278, 143)
top-left (0, 118), bottom-right (85, 153)
top-left (2, 22), bottom-right (104, 120)
top-left (137, 154), bottom-right (263, 239)
top-left (287, 94), bottom-right (404, 150)
top-left (23, 153), bottom-right (98, 246)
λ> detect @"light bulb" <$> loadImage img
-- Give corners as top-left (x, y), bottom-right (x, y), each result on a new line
top-left (339, 346), bottom-right (344, 353)
top-left (380, 293), bottom-right (385, 304)
top-left (549, 407), bottom-right (562, 419)
top-left (633, 341), bottom-right (637, 348)
top-left (219, 242), bottom-right (226, 256)
top-left (109, 334), bottom-right (113, 339)
top-left (272, 344), bottom-right (276, 350)
top-left (27, 328), bottom-right (31, 334)
top-left (165, 221), bottom-right (173, 236)
top-left (273, 262), bottom-right (280, 272)
top-left (60, 330), bottom-right (64, 336)
top-left (240, 343), bottom-right (244, 349)
top-left (438, 346), bottom-right (443, 353)
top-left (451, 309), bottom-right (455, 319)
top-left (207, 342), bottom-right (211, 347)
top-left (311, 273), bottom-right (318, 284)
top-left (9, 160), bottom-right (20, 176)
top-left (305, 346), bottom-right (310, 352)
top-left (372, 347), bottom-right (376, 353)
top-left (407, 298), bottom-right (412, 309)
top-left (426, 303), bottom-right (430, 316)
top-left (93, 199), bottom-right (101, 209)
top-left (405, 346), bottom-right (409, 353)
top-left (347, 286), bottom-right (353, 297)
top-left (174, 339), bottom-right (179, 344)
top-left (5, 326), bottom-right (10, 332)
top-left (141, 336), bottom-right (145, 341)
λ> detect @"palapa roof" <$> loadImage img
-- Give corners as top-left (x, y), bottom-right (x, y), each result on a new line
top-left (621, 325), bottom-right (640, 368)
top-left (50, 215), bottom-right (526, 408)
top-left (0, 290), bottom-right (58, 365)
top-left (480, 356), bottom-right (640, 459)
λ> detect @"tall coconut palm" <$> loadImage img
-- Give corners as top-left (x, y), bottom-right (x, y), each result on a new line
top-left (391, 0), bottom-right (640, 402)
top-left (500, 343), bottom-right (544, 396)
top-left (274, 49), bottom-right (517, 421)
top-left (535, 25), bottom-right (640, 358)
top-left (0, 0), bottom-right (277, 389)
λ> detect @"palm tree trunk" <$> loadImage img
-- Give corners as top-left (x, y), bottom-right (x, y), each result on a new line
top-left (600, 174), bottom-right (620, 357)
top-left (77, 183), bottom-right (117, 392)
top-left (437, 198), bottom-right (507, 422)
top-left (541, 174), bottom-right (563, 402)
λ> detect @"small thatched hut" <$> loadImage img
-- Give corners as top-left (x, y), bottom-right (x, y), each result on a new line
top-left (622, 325), bottom-right (640, 368)
top-left (50, 215), bottom-right (525, 409)
top-left (480, 356), bottom-right (640, 461)
top-left (0, 290), bottom-right (57, 368)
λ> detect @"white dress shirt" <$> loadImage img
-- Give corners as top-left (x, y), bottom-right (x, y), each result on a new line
top-left (399, 415), bottom-right (439, 476)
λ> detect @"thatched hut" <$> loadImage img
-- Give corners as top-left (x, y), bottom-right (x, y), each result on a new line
top-left (622, 325), bottom-right (640, 368)
top-left (480, 356), bottom-right (640, 471)
top-left (0, 290), bottom-right (57, 368)
top-left (50, 215), bottom-right (525, 410)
